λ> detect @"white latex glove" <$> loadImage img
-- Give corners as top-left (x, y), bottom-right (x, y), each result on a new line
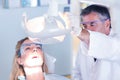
top-left (59, 12), bottom-right (82, 36)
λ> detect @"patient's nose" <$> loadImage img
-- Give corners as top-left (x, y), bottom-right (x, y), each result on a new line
top-left (33, 47), bottom-right (37, 52)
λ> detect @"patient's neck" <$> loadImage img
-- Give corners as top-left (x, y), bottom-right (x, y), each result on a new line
top-left (24, 66), bottom-right (45, 80)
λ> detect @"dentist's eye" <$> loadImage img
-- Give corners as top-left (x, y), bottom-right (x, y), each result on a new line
top-left (90, 22), bottom-right (96, 26)
top-left (82, 24), bottom-right (87, 29)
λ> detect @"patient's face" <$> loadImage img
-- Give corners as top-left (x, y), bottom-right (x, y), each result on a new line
top-left (19, 39), bottom-right (44, 67)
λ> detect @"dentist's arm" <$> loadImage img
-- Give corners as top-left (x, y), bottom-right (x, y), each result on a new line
top-left (60, 12), bottom-right (90, 44)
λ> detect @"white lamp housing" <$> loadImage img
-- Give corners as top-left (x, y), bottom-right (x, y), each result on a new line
top-left (22, 0), bottom-right (70, 44)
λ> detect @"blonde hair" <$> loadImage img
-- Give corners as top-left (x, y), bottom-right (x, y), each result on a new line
top-left (10, 37), bottom-right (48, 80)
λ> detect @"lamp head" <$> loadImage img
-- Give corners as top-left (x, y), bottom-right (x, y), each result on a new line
top-left (22, 13), bottom-right (70, 44)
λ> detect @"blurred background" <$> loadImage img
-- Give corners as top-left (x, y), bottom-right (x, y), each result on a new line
top-left (1, 0), bottom-right (120, 80)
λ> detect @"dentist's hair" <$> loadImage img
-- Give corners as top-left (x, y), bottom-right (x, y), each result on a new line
top-left (81, 4), bottom-right (111, 28)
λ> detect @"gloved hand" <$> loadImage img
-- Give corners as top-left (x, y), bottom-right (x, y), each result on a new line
top-left (59, 12), bottom-right (82, 36)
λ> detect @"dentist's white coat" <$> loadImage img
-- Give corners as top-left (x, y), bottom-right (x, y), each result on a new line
top-left (72, 30), bottom-right (120, 80)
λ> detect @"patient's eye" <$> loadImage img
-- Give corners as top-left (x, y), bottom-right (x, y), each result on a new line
top-left (24, 47), bottom-right (31, 51)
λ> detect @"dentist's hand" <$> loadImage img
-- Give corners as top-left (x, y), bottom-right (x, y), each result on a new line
top-left (59, 12), bottom-right (82, 36)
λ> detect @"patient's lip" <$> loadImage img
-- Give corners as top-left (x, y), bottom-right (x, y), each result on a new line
top-left (32, 56), bottom-right (37, 59)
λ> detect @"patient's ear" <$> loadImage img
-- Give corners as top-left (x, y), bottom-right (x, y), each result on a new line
top-left (17, 58), bottom-right (23, 65)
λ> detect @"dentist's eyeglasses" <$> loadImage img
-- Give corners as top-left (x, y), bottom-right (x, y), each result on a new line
top-left (19, 43), bottom-right (42, 56)
top-left (80, 18), bottom-right (108, 28)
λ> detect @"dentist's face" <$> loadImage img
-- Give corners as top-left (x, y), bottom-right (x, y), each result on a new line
top-left (19, 39), bottom-right (44, 67)
top-left (81, 12), bottom-right (110, 35)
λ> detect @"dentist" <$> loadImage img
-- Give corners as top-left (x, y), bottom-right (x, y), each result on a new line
top-left (72, 4), bottom-right (120, 80)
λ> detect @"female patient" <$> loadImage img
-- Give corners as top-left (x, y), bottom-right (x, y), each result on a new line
top-left (10, 37), bottom-right (70, 80)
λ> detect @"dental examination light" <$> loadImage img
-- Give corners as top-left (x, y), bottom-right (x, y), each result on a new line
top-left (23, 0), bottom-right (70, 44)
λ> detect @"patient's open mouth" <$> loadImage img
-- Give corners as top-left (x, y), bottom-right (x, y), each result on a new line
top-left (32, 56), bottom-right (38, 59)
